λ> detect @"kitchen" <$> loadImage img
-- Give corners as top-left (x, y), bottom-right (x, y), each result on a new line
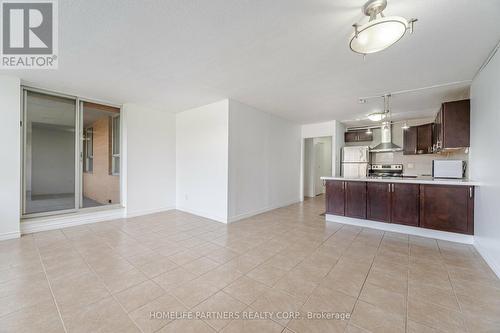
top-left (322, 95), bottom-right (478, 241)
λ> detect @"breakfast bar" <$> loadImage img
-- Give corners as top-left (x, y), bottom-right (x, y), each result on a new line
top-left (321, 176), bottom-right (479, 237)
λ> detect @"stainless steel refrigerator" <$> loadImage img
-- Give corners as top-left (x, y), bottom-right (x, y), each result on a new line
top-left (341, 146), bottom-right (369, 178)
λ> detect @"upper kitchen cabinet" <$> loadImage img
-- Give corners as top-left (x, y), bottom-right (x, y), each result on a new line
top-left (433, 99), bottom-right (470, 151)
top-left (403, 123), bottom-right (433, 155)
top-left (345, 130), bottom-right (373, 143)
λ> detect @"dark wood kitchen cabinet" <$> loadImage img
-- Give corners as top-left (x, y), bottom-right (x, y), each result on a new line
top-left (345, 181), bottom-right (367, 218)
top-left (344, 130), bottom-right (373, 143)
top-left (404, 124), bottom-right (432, 155)
top-left (419, 185), bottom-right (474, 234)
top-left (367, 182), bottom-right (391, 222)
top-left (417, 124), bottom-right (433, 154)
top-left (434, 99), bottom-right (470, 151)
top-left (325, 180), bottom-right (366, 218)
top-left (403, 126), bottom-right (417, 155)
top-left (391, 183), bottom-right (420, 226)
top-left (325, 180), bottom-right (345, 216)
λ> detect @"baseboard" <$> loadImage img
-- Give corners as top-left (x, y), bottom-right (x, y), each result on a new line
top-left (0, 231), bottom-right (21, 241)
top-left (325, 214), bottom-right (474, 244)
top-left (228, 199), bottom-right (300, 223)
top-left (175, 206), bottom-right (228, 224)
top-left (21, 208), bottom-right (125, 234)
top-left (474, 239), bottom-right (500, 279)
top-left (126, 206), bottom-right (175, 218)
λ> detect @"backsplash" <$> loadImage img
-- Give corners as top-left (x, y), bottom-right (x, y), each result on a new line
top-left (345, 117), bottom-right (470, 177)
top-left (371, 149), bottom-right (469, 177)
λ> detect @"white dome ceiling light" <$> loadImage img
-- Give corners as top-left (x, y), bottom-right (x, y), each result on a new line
top-left (350, 0), bottom-right (417, 55)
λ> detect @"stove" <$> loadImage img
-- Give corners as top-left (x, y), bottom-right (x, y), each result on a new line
top-left (368, 164), bottom-right (403, 178)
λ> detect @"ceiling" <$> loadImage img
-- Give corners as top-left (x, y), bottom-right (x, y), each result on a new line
top-left (11, 0), bottom-right (500, 124)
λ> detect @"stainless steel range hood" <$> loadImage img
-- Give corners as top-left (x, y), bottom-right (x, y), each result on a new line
top-left (370, 122), bottom-right (402, 153)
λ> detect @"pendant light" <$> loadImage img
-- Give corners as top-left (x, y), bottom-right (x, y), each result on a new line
top-left (350, 0), bottom-right (417, 55)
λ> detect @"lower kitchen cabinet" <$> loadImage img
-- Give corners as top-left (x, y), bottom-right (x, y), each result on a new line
top-left (326, 180), bottom-right (345, 216)
top-left (391, 183), bottom-right (420, 226)
top-left (345, 181), bottom-right (367, 218)
top-left (419, 185), bottom-right (474, 234)
top-left (367, 182), bottom-right (391, 222)
top-left (325, 180), bottom-right (475, 235)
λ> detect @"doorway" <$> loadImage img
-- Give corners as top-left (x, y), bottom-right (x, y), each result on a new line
top-left (303, 136), bottom-right (332, 198)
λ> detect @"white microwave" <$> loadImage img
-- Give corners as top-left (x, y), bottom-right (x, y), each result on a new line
top-left (432, 160), bottom-right (466, 179)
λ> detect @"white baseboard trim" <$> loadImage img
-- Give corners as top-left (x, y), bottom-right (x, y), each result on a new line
top-left (228, 199), bottom-right (300, 223)
top-left (325, 214), bottom-right (474, 244)
top-left (21, 208), bottom-right (125, 234)
top-left (474, 239), bottom-right (500, 279)
top-left (175, 207), bottom-right (228, 224)
top-left (126, 206), bottom-right (175, 218)
top-left (0, 231), bottom-right (21, 241)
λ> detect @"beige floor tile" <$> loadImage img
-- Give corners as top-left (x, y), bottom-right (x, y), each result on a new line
top-left (200, 263), bottom-right (244, 289)
top-left (1, 195), bottom-right (499, 333)
top-left (223, 276), bottom-right (270, 305)
top-left (114, 280), bottom-right (165, 312)
top-left (350, 301), bottom-right (405, 333)
top-left (193, 291), bottom-right (247, 330)
top-left (359, 282), bottom-right (407, 316)
top-left (153, 266), bottom-right (197, 290)
top-left (99, 267), bottom-right (149, 293)
top-left (408, 281), bottom-right (460, 311)
top-left (250, 288), bottom-right (304, 325)
top-left (221, 316), bottom-right (284, 333)
top-left (138, 257), bottom-right (179, 278)
top-left (408, 299), bottom-right (466, 333)
top-left (246, 263), bottom-right (288, 286)
top-left (222, 254), bottom-right (261, 274)
top-left (168, 277), bottom-right (220, 308)
top-left (273, 272), bottom-right (318, 301)
top-left (129, 293), bottom-right (187, 333)
top-left (62, 296), bottom-right (140, 333)
top-left (157, 319), bottom-right (215, 332)
top-left (287, 317), bottom-right (348, 333)
top-left (182, 257), bottom-right (220, 276)
top-left (51, 271), bottom-right (110, 313)
top-left (0, 299), bottom-right (64, 333)
top-left (302, 285), bottom-right (357, 314)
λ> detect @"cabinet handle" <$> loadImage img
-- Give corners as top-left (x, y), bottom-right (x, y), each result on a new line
top-left (391, 184), bottom-right (395, 192)
top-left (469, 187), bottom-right (473, 198)
top-left (388, 184), bottom-right (391, 192)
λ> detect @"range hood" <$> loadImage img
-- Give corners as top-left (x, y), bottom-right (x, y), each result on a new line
top-left (370, 122), bottom-right (402, 153)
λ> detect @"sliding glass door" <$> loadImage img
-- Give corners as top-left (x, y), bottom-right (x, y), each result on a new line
top-left (21, 87), bottom-right (121, 218)
top-left (23, 90), bottom-right (78, 215)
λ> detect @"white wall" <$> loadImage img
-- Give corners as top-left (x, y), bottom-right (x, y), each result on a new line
top-left (300, 120), bottom-right (343, 199)
top-left (228, 100), bottom-right (301, 221)
top-left (123, 103), bottom-right (176, 217)
top-left (303, 137), bottom-right (332, 198)
top-left (470, 48), bottom-right (500, 278)
top-left (0, 76), bottom-right (21, 240)
top-left (176, 100), bottom-right (229, 223)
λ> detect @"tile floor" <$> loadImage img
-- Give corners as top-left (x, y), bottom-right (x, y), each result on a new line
top-left (1, 195), bottom-right (499, 332)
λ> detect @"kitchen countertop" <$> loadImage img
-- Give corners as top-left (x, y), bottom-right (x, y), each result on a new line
top-left (320, 176), bottom-right (480, 186)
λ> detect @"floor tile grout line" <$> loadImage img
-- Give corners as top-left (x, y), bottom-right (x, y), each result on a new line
top-left (436, 240), bottom-right (470, 333)
top-left (59, 229), bottom-right (155, 333)
top-left (34, 235), bottom-right (69, 333)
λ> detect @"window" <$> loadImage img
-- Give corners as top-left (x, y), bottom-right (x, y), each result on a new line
top-left (83, 127), bottom-right (94, 173)
top-left (111, 115), bottom-right (120, 175)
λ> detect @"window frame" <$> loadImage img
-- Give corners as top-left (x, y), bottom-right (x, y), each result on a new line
top-left (110, 114), bottom-right (120, 176)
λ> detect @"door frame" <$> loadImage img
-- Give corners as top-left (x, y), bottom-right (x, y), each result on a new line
top-left (20, 85), bottom-right (123, 219)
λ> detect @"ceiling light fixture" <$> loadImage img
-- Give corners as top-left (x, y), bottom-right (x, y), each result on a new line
top-left (367, 112), bottom-right (386, 122)
top-left (350, 0), bottom-right (417, 55)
